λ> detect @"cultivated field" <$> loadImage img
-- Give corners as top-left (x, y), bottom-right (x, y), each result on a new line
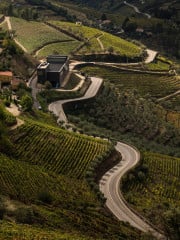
top-left (49, 20), bottom-right (142, 57)
top-left (37, 41), bottom-right (80, 58)
top-left (10, 119), bottom-right (110, 179)
top-left (10, 17), bottom-right (75, 53)
top-left (78, 65), bottom-right (180, 98)
top-left (122, 152), bottom-right (180, 228)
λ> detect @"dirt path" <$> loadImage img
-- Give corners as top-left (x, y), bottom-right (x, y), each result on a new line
top-left (5, 16), bottom-right (28, 53)
top-left (96, 33), bottom-right (104, 51)
top-left (157, 89), bottom-right (180, 102)
top-left (6, 103), bottom-right (24, 129)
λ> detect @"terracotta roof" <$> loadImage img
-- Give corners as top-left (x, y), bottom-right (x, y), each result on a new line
top-left (0, 71), bottom-right (13, 77)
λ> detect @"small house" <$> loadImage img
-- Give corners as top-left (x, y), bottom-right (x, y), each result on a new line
top-left (37, 55), bottom-right (69, 88)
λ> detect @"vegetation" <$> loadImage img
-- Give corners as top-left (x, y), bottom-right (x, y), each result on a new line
top-left (37, 41), bottom-right (80, 58)
top-left (10, 17), bottom-right (74, 53)
top-left (49, 20), bottom-right (142, 57)
top-left (10, 119), bottom-right (110, 179)
top-left (0, 104), bottom-right (15, 155)
top-left (122, 152), bottom-right (180, 235)
top-left (0, 118), bottom-right (143, 239)
top-left (38, 77), bottom-right (91, 110)
top-left (63, 72), bottom-right (82, 90)
top-left (66, 83), bottom-right (180, 156)
top-left (77, 65), bottom-right (179, 98)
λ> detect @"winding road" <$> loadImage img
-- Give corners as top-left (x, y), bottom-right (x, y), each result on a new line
top-left (124, 1), bottom-right (151, 19)
top-left (100, 142), bottom-right (165, 239)
top-left (48, 74), bottom-right (165, 239)
top-left (4, 12), bottom-right (163, 237)
top-left (48, 77), bottom-right (103, 123)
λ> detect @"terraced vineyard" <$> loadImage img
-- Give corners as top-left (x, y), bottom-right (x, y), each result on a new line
top-left (0, 152), bottom-right (98, 203)
top-left (79, 65), bottom-right (180, 98)
top-left (0, 120), bottom-right (140, 239)
top-left (49, 20), bottom-right (142, 57)
top-left (10, 17), bottom-right (76, 53)
top-left (0, 221), bottom-right (90, 240)
top-left (10, 119), bottom-right (110, 179)
top-left (122, 152), bottom-right (180, 227)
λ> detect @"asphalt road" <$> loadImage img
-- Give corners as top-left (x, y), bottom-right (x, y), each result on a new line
top-left (48, 77), bottom-right (103, 123)
top-left (99, 142), bottom-right (165, 240)
top-left (124, 1), bottom-right (151, 19)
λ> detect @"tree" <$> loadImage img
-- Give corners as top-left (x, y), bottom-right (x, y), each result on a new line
top-left (44, 81), bottom-right (52, 89)
top-left (163, 207), bottom-right (180, 240)
top-left (20, 94), bottom-right (33, 111)
top-left (101, 13), bottom-right (107, 21)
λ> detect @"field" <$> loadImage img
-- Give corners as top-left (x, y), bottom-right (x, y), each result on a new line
top-left (122, 152), bottom-right (180, 229)
top-left (161, 94), bottom-right (180, 112)
top-left (10, 17), bottom-right (75, 53)
top-left (37, 41), bottom-right (80, 58)
top-left (10, 119), bottom-right (110, 179)
top-left (0, 118), bottom-right (141, 239)
top-left (49, 20), bottom-right (142, 57)
top-left (0, 221), bottom-right (90, 240)
top-left (146, 60), bottom-right (170, 71)
top-left (78, 65), bottom-right (180, 98)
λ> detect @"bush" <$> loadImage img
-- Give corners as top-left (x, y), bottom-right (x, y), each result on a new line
top-left (38, 190), bottom-right (53, 204)
top-left (0, 203), bottom-right (6, 220)
top-left (4, 100), bottom-right (11, 107)
top-left (15, 207), bottom-right (35, 224)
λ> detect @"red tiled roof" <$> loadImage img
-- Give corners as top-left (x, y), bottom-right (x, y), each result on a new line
top-left (0, 71), bottom-right (13, 77)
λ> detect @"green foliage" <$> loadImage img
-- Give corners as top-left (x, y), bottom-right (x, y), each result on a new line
top-left (0, 104), bottom-right (15, 154)
top-left (163, 207), bottom-right (180, 240)
top-left (20, 94), bottom-right (33, 111)
top-left (122, 152), bottom-right (180, 231)
top-left (38, 191), bottom-right (53, 204)
top-left (79, 65), bottom-right (179, 98)
top-left (37, 41), bottom-right (80, 58)
top-left (15, 207), bottom-right (35, 224)
top-left (10, 17), bottom-right (74, 53)
top-left (10, 119), bottom-right (110, 179)
top-left (49, 20), bottom-right (142, 57)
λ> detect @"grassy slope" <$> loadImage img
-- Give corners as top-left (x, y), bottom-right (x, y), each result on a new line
top-left (37, 41), bottom-right (80, 58)
top-left (49, 20), bottom-right (142, 57)
top-left (10, 17), bottom-right (75, 53)
top-left (122, 152), bottom-right (180, 230)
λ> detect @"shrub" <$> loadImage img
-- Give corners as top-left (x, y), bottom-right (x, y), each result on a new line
top-left (4, 100), bottom-right (11, 107)
top-left (0, 203), bottom-right (6, 220)
top-left (38, 190), bottom-right (53, 204)
top-left (15, 207), bottom-right (35, 224)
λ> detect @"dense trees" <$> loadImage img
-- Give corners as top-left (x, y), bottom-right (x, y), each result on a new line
top-left (163, 207), bottom-right (180, 240)
top-left (68, 83), bottom-right (180, 155)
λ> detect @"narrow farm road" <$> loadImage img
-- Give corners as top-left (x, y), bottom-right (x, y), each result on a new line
top-left (96, 33), bottom-right (104, 51)
top-left (6, 103), bottom-right (24, 130)
top-left (157, 89), bottom-right (180, 102)
top-left (100, 142), bottom-right (165, 239)
top-left (5, 17), bottom-right (27, 53)
top-left (48, 77), bottom-right (103, 123)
